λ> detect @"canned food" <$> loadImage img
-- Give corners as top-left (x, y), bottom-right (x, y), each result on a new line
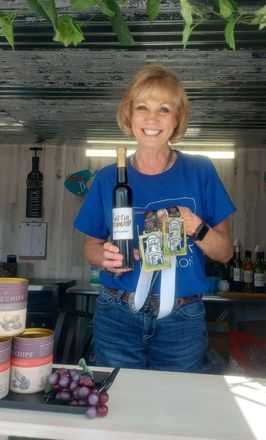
top-left (10, 328), bottom-right (54, 394)
top-left (0, 278), bottom-right (28, 337)
top-left (0, 337), bottom-right (12, 399)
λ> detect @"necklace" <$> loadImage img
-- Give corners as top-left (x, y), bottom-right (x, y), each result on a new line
top-left (133, 149), bottom-right (174, 174)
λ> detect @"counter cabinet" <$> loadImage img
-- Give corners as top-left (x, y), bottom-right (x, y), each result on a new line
top-left (0, 367), bottom-right (265, 440)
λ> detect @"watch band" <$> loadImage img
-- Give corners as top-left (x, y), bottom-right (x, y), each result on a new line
top-left (190, 222), bottom-right (209, 241)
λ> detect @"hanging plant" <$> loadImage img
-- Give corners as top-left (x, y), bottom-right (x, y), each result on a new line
top-left (0, 0), bottom-right (265, 50)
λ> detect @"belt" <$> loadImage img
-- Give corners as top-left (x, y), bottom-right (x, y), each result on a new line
top-left (105, 287), bottom-right (202, 317)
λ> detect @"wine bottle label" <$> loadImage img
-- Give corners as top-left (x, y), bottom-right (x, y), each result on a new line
top-left (112, 207), bottom-right (133, 240)
top-left (244, 270), bottom-right (253, 283)
top-left (233, 268), bottom-right (242, 282)
top-left (254, 273), bottom-right (264, 287)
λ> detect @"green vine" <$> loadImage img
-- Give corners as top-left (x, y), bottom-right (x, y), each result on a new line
top-left (0, 0), bottom-right (265, 50)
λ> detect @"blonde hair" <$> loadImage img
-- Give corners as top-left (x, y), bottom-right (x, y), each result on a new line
top-left (117, 64), bottom-right (190, 142)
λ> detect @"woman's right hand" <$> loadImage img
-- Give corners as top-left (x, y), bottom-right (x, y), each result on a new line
top-left (102, 242), bottom-right (139, 274)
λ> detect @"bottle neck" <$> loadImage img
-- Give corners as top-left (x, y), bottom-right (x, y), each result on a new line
top-left (235, 246), bottom-right (240, 258)
top-left (32, 156), bottom-right (40, 172)
top-left (117, 166), bottom-right (127, 184)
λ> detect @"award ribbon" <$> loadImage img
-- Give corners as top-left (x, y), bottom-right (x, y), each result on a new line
top-left (134, 207), bottom-right (187, 319)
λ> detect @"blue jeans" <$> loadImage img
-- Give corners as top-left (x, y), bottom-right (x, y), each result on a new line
top-left (93, 286), bottom-right (208, 372)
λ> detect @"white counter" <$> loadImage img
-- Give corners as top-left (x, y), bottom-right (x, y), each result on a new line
top-left (0, 368), bottom-right (265, 440)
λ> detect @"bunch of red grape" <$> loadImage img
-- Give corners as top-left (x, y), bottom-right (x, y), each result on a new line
top-left (47, 367), bottom-right (109, 418)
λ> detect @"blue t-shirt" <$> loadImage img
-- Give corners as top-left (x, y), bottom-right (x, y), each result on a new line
top-left (74, 151), bottom-right (236, 296)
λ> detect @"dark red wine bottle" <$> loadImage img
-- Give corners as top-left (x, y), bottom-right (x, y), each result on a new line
top-left (112, 147), bottom-right (133, 269)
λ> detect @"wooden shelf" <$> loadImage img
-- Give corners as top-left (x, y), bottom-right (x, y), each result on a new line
top-left (219, 291), bottom-right (266, 299)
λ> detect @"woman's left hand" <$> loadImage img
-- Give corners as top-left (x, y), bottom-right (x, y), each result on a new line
top-left (177, 206), bottom-right (202, 237)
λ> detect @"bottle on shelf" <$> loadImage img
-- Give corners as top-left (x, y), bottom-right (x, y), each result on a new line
top-left (26, 147), bottom-right (43, 218)
top-left (112, 146), bottom-right (134, 269)
top-left (242, 250), bottom-right (254, 293)
top-left (227, 240), bottom-right (237, 290)
top-left (254, 247), bottom-right (265, 293)
top-left (261, 251), bottom-right (266, 289)
top-left (232, 240), bottom-right (243, 292)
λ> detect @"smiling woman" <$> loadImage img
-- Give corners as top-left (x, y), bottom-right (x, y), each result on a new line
top-left (73, 63), bottom-right (236, 373)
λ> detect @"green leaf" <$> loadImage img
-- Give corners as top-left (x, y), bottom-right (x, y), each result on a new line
top-left (254, 5), bottom-right (266, 16)
top-left (78, 357), bottom-right (94, 376)
top-left (0, 11), bottom-right (16, 49)
top-left (70, 0), bottom-right (96, 12)
top-left (106, 0), bottom-right (134, 45)
top-left (27, 0), bottom-right (57, 27)
top-left (218, 0), bottom-right (235, 19)
top-left (53, 15), bottom-right (85, 47)
top-left (224, 17), bottom-right (236, 49)
top-left (251, 5), bottom-right (266, 30)
top-left (182, 23), bottom-right (192, 48)
top-left (95, 0), bottom-right (115, 17)
top-left (78, 357), bottom-right (87, 371)
top-left (70, 0), bottom-right (114, 17)
top-left (259, 22), bottom-right (266, 31)
top-left (43, 382), bottom-right (53, 394)
top-left (147, 0), bottom-right (161, 23)
top-left (27, 0), bottom-right (49, 20)
top-left (180, 0), bottom-right (193, 26)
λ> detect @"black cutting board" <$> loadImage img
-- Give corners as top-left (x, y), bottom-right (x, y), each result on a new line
top-left (0, 370), bottom-right (109, 414)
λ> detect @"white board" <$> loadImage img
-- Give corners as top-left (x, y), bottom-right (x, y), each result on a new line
top-left (18, 222), bottom-right (47, 258)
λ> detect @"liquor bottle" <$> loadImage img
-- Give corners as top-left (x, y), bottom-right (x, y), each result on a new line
top-left (227, 238), bottom-right (238, 290)
top-left (232, 241), bottom-right (242, 292)
top-left (227, 253), bottom-right (235, 291)
top-left (262, 251), bottom-right (266, 289)
top-left (242, 250), bottom-right (253, 292)
top-left (26, 147), bottom-right (43, 218)
top-left (112, 147), bottom-right (134, 269)
top-left (254, 251), bottom-right (265, 293)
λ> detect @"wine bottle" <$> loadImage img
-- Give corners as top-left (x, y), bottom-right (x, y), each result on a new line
top-left (227, 252), bottom-right (235, 291)
top-left (112, 147), bottom-right (134, 269)
top-left (262, 251), bottom-right (266, 290)
top-left (26, 147), bottom-right (43, 218)
top-left (232, 241), bottom-right (242, 292)
top-left (254, 251), bottom-right (265, 293)
top-left (242, 250), bottom-right (253, 293)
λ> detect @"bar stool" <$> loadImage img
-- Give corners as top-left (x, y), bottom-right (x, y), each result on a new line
top-left (53, 286), bottom-right (99, 364)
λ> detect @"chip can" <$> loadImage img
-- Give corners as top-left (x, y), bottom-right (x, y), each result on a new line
top-left (0, 278), bottom-right (28, 337)
top-left (0, 337), bottom-right (12, 399)
top-left (10, 328), bottom-right (54, 394)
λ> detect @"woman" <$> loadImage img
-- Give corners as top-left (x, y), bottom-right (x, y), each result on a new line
top-left (74, 64), bottom-right (235, 372)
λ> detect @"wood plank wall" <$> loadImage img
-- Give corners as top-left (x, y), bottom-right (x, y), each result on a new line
top-left (0, 143), bottom-right (265, 283)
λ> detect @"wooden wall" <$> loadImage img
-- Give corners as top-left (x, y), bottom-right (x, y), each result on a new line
top-left (0, 143), bottom-right (265, 283)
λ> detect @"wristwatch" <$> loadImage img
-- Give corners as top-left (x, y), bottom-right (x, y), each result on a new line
top-left (190, 222), bottom-right (209, 241)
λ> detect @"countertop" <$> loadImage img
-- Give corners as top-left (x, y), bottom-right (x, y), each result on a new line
top-left (0, 367), bottom-right (265, 440)
top-left (66, 284), bottom-right (266, 303)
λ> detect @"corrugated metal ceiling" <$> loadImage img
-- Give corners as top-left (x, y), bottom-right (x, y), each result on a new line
top-left (0, 1), bottom-right (265, 148)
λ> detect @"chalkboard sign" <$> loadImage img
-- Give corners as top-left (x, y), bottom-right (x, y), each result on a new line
top-left (26, 147), bottom-right (43, 218)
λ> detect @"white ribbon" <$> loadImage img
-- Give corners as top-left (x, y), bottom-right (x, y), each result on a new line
top-left (157, 256), bottom-right (176, 319)
top-left (134, 256), bottom-right (177, 319)
top-left (134, 269), bottom-right (154, 310)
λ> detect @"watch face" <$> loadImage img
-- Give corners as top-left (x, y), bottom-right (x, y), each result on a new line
top-left (193, 223), bottom-right (209, 241)
top-left (197, 223), bottom-right (209, 240)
